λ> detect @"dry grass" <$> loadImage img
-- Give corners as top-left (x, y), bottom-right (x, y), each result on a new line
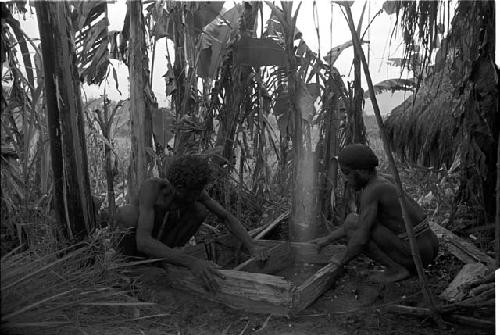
top-left (1, 227), bottom-right (174, 334)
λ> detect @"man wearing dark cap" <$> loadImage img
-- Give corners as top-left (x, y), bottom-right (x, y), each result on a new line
top-left (310, 144), bottom-right (438, 283)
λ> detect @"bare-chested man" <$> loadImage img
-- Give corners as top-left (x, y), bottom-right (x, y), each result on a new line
top-left (116, 155), bottom-right (268, 291)
top-left (310, 144), bottom-right (439, 283)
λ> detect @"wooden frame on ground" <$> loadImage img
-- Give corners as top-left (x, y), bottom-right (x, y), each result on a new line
top-left (162, 236), bottom-right (345, 316)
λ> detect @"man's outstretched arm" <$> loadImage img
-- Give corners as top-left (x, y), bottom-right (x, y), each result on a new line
top-left (200, 191), bottom-right (268, 260)
top-left (339, 191), bottom-right (379, 266)
top-left (135, 180), bottom-right (223, 291)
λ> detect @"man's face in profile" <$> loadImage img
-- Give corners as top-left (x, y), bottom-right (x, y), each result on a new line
top-left (340, 165), bottom-right (365, 190)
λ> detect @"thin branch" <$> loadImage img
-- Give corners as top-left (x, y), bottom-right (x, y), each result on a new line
top-left (341, 2), bottom-right (442, 324)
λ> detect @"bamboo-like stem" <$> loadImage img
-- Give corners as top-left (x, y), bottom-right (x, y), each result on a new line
top-left (495, 131), bottom-right (500, 268)
top-left (150, 38), bottom-right (156, 88)
top-left (342, 4), bottom-right (441, 318)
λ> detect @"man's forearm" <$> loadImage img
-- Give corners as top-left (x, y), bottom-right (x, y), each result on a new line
top-left (325, 226), bottom-right (347, 244)
top-left (223, 214), bottom-right (255, 251)
top-left (137, 237), bottom-right (199, 268)
top-left (340, 231), bottom-right (367, 265)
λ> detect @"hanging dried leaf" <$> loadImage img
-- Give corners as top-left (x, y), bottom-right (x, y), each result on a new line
top-left (306, 83), bottom-right (321, 100)
top-left (193, 2), bottom-right (224, 32)
top-left (323, 40), bottom-right (368, 66)
top-left (296, 81), bottom-right (315, 123)
top-left (152, 108), bottom-right (175, 148)
top-left (72, 1), bottom-right (110, 85)
top-left (163, 68), bottom-right (176, 96)
top-left (366, 78), bottom-right (417, 97)
top-left (333, 1), bottom-right (354, 8)
top-left (382, 1), bottom-right (400, 15)
top-left (151, 9), bottom-right (174, 40)
top-left (197, 4), bottom-right (243, 78)
top-left (111, 66), bottom-right (121, 95)
top-left (234, 37), bottom-right (286, 67)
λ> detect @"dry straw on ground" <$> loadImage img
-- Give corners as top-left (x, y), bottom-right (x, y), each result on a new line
top-left (1, 228), bottom-right (172, 334)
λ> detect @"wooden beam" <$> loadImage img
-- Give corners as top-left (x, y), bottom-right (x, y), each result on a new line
top-left (292, 262), bottom-right (344, 313)
top-left (440, 262), bottom-right (489, 302)
top-left (249, 210), bottom-right (289, 239)
top-left (290, 242), bottom-right (345, 264)
top-left (429, 221), bottom-right (494, 267)
top-left (163, 264), bottom-right (294, 315)
top-left (234, 242), bottom-right (293, 274)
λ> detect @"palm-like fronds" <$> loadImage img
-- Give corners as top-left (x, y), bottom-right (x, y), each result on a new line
top-left (72, 1), bottom-right (111, 85)
top-left (366, 78), bottom-right (417, 97)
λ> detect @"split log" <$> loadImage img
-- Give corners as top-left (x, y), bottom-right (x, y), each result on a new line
top-left (163, 264), bottom-right (294, 316)
top-left (234, 242), bottom-right (293, 274)
top-left (292, 262), bottom-right (344, 313)
top-left (440, 263), bottom-right (489, 302)
top-left (249, 210), bottom-right (289, 239)
top-left (446, 315), bottom-right (495, 329)
top-left (469, 283), bottom-right (494, 297)
top-left (385, 305), bottom-right (494, 329)
top-left (138, 236), bottom-right (347, 315)
top-left (232, 241), bottom-right (346, 273)
top-left (385, 304), bottom-right (432, 317)
top-left (429, 221), bottom-right (494, 267)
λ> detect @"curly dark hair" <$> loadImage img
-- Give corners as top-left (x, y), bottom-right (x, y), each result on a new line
top-left (166, 155), bottom-right (211, 191)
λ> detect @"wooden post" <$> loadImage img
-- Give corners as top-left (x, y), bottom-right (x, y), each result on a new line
top-left (351, 1), bottom-right (367, 145)
top-left (342, 4), bottom-right (440, 317)
top-left (35, 2), bottom-right (66, 238)
top-left (97, 94), bottom-right (119, 223)
top-left (36, 1), bottom-right (96, 240)
top-left (128, 0), bottom-right (150, 201)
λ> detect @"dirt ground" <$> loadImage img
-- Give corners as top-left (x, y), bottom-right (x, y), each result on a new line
top-left (90, 251), bottom-right (492, 335)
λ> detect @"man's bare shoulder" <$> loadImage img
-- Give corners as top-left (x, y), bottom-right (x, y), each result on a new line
top-left (136, 178), bottom-right (174, 205)
top-left (363, 177), bottom-right (397, 198)
top-left (141, 178), bottom-right (173, 189)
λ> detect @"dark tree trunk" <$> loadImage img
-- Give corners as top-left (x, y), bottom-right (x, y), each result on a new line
top-left (36, 1), bottom-right (96, 240)
top-left (98, 98), bottom-right (117, 223)
top-left (172, 4), bottom-right (187, 155)
top-left (279, 3), bottom-right (311, 242)
top-left (128, 0), bottom-right (152, 201)
top-left (350, 8), bottom-right (367, 145)
top-left (352, 54), bottom-right (366, 144)
top-left (320, 89), bottom-right (339, 219)
top-left (214, 2), bottom-right (258, 165)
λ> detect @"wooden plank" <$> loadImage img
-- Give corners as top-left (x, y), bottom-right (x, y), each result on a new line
top-left (429, 221), bottom-right (494, 267)
top-left (248, 210), bottom-right (289, 239)
top-left (255, 240), bottom-right (345, 264)
top-left (292, 261), bottom-right (345, 313)
top-left (234, 242), bottom-right (293, 274)
top-left (290, 243), bottom-right (345, 264)
top-left (440, 262), bottom-right (489, 302)
top-left (163, 264), bottom-right (294, 315)
top-left (254, 211), bottom-right (290, 240)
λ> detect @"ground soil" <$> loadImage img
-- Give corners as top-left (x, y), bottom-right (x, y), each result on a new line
top-left (90, 250), bottom-right (493, 335)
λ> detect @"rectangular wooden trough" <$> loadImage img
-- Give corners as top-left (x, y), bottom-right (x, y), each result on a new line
top-left (161, 236), bottom-right (345, 316)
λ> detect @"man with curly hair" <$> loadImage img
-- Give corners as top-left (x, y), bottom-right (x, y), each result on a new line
top-left (116, 155), bottom-right (268, 291)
